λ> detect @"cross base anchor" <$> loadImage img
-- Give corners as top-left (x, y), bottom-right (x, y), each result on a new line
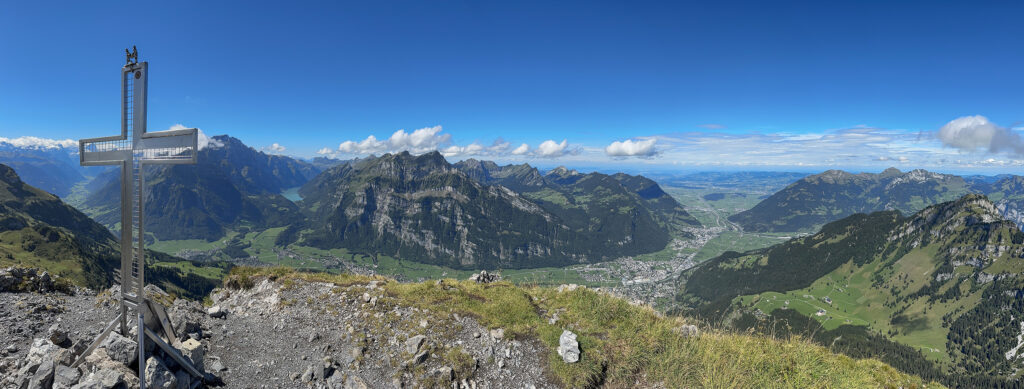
top-left (72, 297), bottom-right (210, 388)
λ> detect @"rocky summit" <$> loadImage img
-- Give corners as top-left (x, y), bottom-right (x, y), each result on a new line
top-left (0, 267), bottom-right (941, 388)
top-left (0, 271), bottom-right (556, 389)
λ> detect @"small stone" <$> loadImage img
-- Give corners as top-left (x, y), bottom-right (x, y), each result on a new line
top-left (676, 324), bottom-right (700, 337)
top-left (301, 364), bottom-right (315, 383)
top-left (351, 346), bottom-right (364, 359)
top-left (48, 324), bottom-right (68, 346)
top-left (557, 284), bottom-right (581, 293)
top-left (361, 293), bottom-right (371, 303)
top-left (489, 328), bottom-right (504, 340)
top-left (497, 359), bottom-right (505, 369)
top-left (208, 358), bottom-right (227, 372)
top-left (290, 372), bottom-right (300, 381)
top-left (419, 319), bottom-right (428, 328)
top-left (473, 332), bottom-right (480, 338)
top-left (308, 332), bottom-right (319, 343)
top-left (326, 371), bottom-right (345, 387)
top-left (557, 330), bottom-right (580, 363)
top-left (6, 344), bottom-right (17, 353)
top-left (346, 376), bottom-right (369, 389)
top-left (207, 306), bottom-right (227, 319)
top-left (505, 348), bottom-right (511, 358)
top-left (405, 335), bottom-right (426, 354)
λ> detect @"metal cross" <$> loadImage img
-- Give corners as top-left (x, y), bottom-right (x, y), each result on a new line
top-left (76, 51), bottom-right (203, 387)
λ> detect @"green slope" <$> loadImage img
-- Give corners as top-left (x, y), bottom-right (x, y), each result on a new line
top-left (680, 194), bottom-right (1024, 386)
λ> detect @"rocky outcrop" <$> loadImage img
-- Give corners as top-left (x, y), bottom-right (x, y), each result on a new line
top-left (0, 267), bottom-right (74, 294)
top-left (469, 270), bottom-right (500, 283)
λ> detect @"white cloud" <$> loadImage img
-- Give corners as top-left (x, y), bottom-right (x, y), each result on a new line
top-left (0, 136), bottom-right (76, 149)
top-left (440, 143), bottom-right (486, 157)
top-left (536, 139), bottom-right (568, 158)
top-left (316, 147), bottom-right (334, 155)
top-left (335, 126), bottom-right (451, 155)
top-left (605, 138), bottom-right (657, 157)
top-left (328, 126), bottom-right (574, 159)
top-left (511, 143), bottom-right (529, 155)
top-left (263, 143), bottom-right (286, 154)
top-left (488, 139), bottom-right (510, 154)
top-left (937, 115), bottom-right (1024, 156)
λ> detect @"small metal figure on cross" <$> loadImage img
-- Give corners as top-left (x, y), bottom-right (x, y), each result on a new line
top-left (74, 48), bottom-right (207, 388)
top-left (126, 45), bottom-right (138, 65)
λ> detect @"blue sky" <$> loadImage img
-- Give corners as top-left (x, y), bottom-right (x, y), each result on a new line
top-left (2, 1), bottom-right (1023, 173)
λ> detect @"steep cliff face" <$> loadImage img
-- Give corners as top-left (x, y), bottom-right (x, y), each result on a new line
top-left (299, 152), bottom-right (693, 269)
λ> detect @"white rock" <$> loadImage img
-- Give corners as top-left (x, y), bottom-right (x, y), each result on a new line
top-left (557, 330), bottom-right (580, 363)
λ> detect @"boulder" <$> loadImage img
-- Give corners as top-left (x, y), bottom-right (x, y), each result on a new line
top-left (144, 356), bottom-right (177, 389)
top-left (179, 338), bottom-right (204, 371)
top-left (557, 330), bottom-right (580, 363)
top-left (27, 359), bottom-right (55, 389)
top-left (52, 364), bottom-right (81, 389)
top-left (72, 367), bottom-right (126, 389)
top-left (26, 337), bottom-right (59, 366)
top-left (98, 332), bottom-right (137, 366)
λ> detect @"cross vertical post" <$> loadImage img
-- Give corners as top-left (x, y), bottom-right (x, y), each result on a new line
top-left (75, 49), bottom-right (204, 386)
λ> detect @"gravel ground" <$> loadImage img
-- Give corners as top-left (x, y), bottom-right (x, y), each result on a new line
top-left (1, 277), bottom-right (562, 388)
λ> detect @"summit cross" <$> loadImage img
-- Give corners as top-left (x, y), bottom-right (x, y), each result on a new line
top-left (75, 49), bottom-right (205, 388)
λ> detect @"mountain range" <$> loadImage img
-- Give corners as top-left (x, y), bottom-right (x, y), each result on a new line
top-left (681, 194), bottom-right (1024, 387)
top-left (295, 152), bottom-right (698, 269)
top-left (0, 141), bottom-right (102, 198)
top-left (727, 167), bottom-right (1024, 233)
top-left (81, 135), bottom-right (320, 241)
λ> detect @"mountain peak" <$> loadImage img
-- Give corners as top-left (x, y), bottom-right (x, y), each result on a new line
top-left (0, 163), bottom-right (21, 186)
top-left (547, 166), bottom-right (579, 177)
top-left (880, 167), bottom-right (902, 177)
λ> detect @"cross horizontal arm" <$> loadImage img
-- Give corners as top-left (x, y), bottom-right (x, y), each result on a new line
top-left (79, 127), bottom-right (199, 165)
